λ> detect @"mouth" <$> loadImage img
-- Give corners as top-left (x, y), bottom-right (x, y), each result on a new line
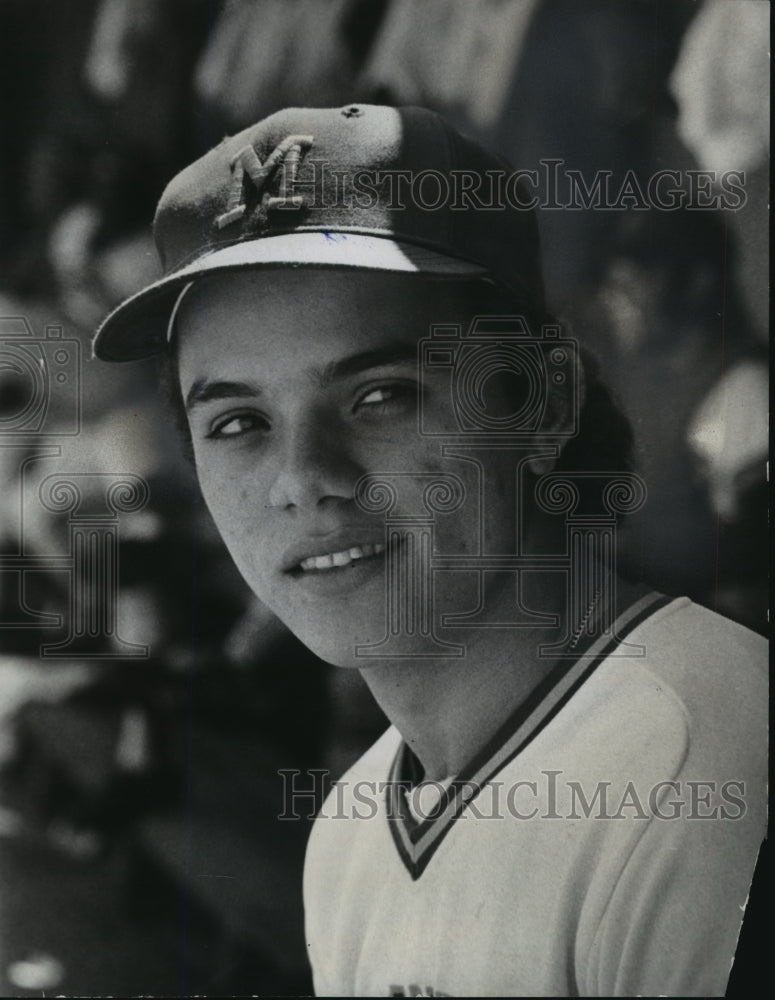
top-left (287, 541), bottom-right (386, 576)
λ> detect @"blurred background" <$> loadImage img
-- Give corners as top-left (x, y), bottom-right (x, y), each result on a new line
top-left (0, 0), bottom-right (768, 995)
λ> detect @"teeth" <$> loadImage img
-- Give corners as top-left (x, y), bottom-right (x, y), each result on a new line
top-left (299, 542), bottom-right (385, 572)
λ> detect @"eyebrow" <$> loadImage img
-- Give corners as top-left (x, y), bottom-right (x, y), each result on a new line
top-left (185, 378), bottom-right (261, 411)
top-left (185, 341), bottom-right (418, 412)
top-left (316, 342), bottom-right (418, 387)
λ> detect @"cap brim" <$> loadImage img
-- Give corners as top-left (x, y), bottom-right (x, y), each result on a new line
top-left (93, 232), bottom-right (488, 361)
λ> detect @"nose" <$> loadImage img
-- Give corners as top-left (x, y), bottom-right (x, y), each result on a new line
top-left (267, 413), bottom-right (361, 511)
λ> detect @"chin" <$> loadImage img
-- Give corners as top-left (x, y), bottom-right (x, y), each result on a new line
top-left (272, 606), bottom-right (385, 669)
top-left (288, 621), bottom-right (370, 669)
top-left (254, 575), bottom-right (393, 669)
top-left (287, 610), bottom-right (469, 671)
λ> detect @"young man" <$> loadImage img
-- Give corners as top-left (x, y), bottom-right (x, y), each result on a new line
top-left (93, 106), bottom-right (766, 997)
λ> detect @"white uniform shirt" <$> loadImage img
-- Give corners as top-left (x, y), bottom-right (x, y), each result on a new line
top-left (304, 596), bottom-right (767, 997)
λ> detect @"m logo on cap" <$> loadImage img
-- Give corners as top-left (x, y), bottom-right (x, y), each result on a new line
top-left (215, 133), bottom-right (314, 229)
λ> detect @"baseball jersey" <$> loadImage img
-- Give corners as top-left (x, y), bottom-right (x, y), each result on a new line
top-left (303, 594), bottom-right (767, 996)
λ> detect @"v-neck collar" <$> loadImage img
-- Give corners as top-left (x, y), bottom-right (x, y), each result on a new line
top-left (385, 586), bottom-right (672, 880)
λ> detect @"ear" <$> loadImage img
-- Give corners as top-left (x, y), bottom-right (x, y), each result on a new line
top-left (526, 348), bottom-right (586, 476)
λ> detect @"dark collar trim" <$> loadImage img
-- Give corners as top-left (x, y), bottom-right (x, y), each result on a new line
top-left (387, 589), bottom-right (672, 880)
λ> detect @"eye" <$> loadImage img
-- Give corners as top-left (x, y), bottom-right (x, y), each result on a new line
top-left (353, 382), bottom-right (416, 415)
top-left (207, 411), bottom-right (269, 440)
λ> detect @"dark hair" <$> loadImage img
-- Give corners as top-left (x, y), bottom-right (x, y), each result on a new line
top-left (158, 278), bottom-right (635, 514)
top-left (158, 344), bottom-right (194, 464)
top-left (551, 341), bottom-right (635, 518)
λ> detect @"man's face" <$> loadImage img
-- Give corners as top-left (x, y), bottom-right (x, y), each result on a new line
top-left (176, 269), bottom-right (527, 667)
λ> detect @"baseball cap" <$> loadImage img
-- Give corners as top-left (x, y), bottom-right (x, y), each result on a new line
top-left (93, 104), bottom-right (545, 361)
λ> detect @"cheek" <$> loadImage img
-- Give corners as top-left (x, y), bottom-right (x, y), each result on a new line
top-left (434, 456), bottom-right (519, 555)
top-left (194, 462), bottom-right (271, 569)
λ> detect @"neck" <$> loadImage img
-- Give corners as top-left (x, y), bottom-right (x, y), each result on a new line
top-left (357, 572), bottom-right (568, 782)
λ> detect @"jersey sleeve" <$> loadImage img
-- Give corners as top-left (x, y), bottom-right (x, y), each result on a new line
top-left (576, 601), bottom-right (769, 996)
top-left (580, 763), bottom-right (766, 996)
top-left (303, 726), bottom-right (402, 996)
top-left (303, 799), bottom-right (343, 997)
